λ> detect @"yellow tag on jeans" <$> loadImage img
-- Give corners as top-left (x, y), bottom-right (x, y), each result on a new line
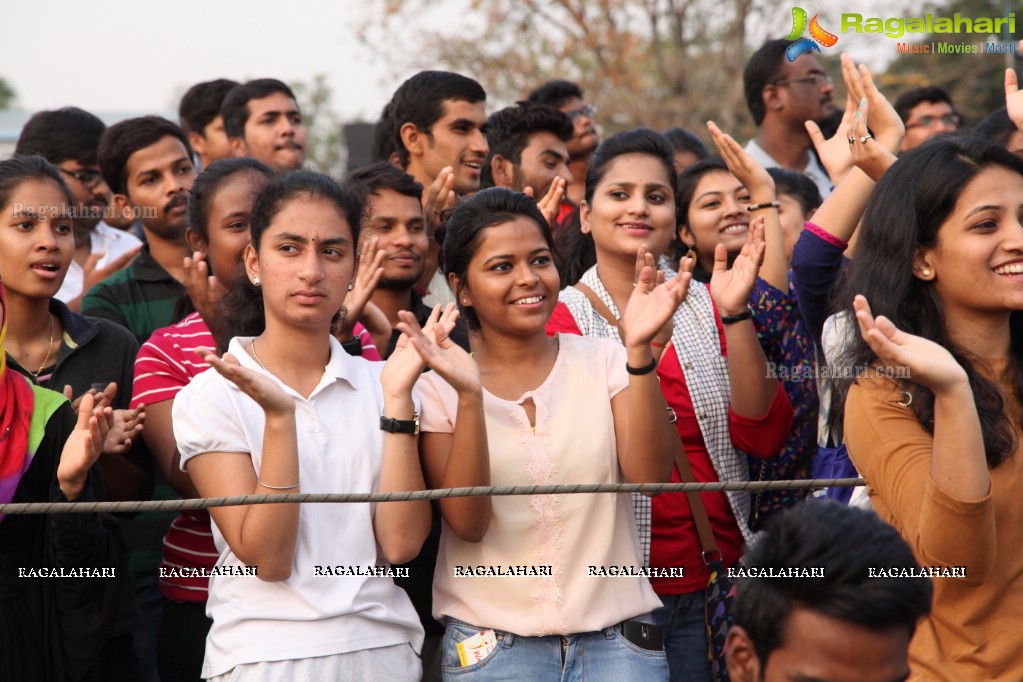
top-left (456, 629), bottom-right (498, 667)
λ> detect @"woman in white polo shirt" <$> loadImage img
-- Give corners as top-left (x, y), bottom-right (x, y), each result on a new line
top-left (172, 170), bottom-right (463, 681)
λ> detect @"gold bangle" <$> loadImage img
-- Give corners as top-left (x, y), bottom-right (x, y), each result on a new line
top-left (256, 476), bottom-right (300, 490)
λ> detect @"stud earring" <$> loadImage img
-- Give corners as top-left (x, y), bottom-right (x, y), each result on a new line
top-left (921, 269), bottom-right (931, 277)
top-left (252, 275), bottom-right (260, 286)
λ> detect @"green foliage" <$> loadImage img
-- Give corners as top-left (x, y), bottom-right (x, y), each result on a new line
top-left (0, 77), bottom-right (15, 109)
top-left (292, 74), bottom-right (346, 176)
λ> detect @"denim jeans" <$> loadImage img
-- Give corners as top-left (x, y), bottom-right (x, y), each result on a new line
top-left (441, 617), bottom-right (668, 681)
top-left (650, 591), bottom-right (713, 682)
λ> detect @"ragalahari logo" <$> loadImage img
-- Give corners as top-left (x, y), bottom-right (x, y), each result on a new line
top-left (785, 7), bottom-right (839, 61)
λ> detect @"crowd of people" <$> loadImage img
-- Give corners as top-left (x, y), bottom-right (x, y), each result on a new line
top-left (1, 35), bottom-right (1022, 682)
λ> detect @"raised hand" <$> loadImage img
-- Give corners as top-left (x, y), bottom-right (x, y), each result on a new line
top-left (82, 247), bottom-right (142, 296)
top-left (621, 248), bottom-right (692, 350)
top-left (853, 295), bottom-right (967, 393)
top-left (183, 251), bottom-right (228, 323)
top-left (707, 121), bottom-right (776, 200)
top-left (848, 93), bottom-right (899, 182)
top-left (842, 55), bottom-right (904, 154)
top-left (710, 217), bottom-right (766, 316)
top-left (524, 177), bottom-right (567, 229)
top-left (195, 346), bottom-right (295, 416)
top-left (423, 166), bottom-right (457, 236)
top-left (805, 60), bottom-right (858, 185)
top-left (333, 237), bottom-right (385, 341)
top-left (57, 392), bottom-right (112, 500)
top-left (381, 304), bottom-right (460, 397)
top-left (1005, 68), bottom-right (1023, 134)
top-left (397, 307), bottom-right (480, 396)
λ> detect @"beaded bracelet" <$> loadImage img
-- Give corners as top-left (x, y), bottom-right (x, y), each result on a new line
top-left (747, 201), bottom-right (781, 212)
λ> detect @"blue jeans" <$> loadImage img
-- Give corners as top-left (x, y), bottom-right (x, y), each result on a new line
top-left (650, 592), bottom-right (713, 682)
top-left (441, 617), bottom-right (668, 681)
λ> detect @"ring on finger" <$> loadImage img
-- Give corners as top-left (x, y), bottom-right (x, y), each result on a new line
top-left (847, 136), bottom-right (856, 144)
top-left (860, 134), bottom-right (873, 143)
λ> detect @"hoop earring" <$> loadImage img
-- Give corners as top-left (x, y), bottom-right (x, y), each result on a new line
top-left (686, 249), bottom-right (698, 267)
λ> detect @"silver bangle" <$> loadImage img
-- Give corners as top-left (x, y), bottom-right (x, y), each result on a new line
top-left (256, 476), bottom-right (300, 490)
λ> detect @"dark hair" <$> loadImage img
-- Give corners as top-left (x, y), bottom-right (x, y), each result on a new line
top-left (585, 128), bottom-right (679, 219)
top-left (187, 157), bottom-right (273, 241)
top-left (387, 71), bottom-right (487, 169)
top-left (221, 79), bottom-right (299, 140)
top-left (552, 206), bottom-right (593, 288)
top-left (98, 116), bottom-right (193, 195)
top-left (834, 136), bottom-right (1023, 467)
top-left (662, 127), bottom-right (709, 162)
top-left (672, 158), bottom-right (730, 271)
top-left (893, 85), bottom-right (954, 124)
top-left (743, 39), bottom-right (794, 126)
top-left (442, 187), bottom-right (553, 331)
top-left (480, 102), bottom-right (573, 189)
top-left (347, 162), bottom-right (424, 229)
top-left (526, 80), bottom-right (584, 109)
top-left (215, 171), bottom-right (359, 350)
top-left (734, 501), bottom-right (932, 669)
top-left (15, 107), bottom-right (106, 166)
top-left (372, 101), bottom-right (398, 163)
top-left (179, 79), bottom-right (240, 136)
top-left (974, 107), bottom-right (1021, 149)
top-left (766, 167), bottom-right (822, 215)
top-left (0, 155), bottom-right (76, 213)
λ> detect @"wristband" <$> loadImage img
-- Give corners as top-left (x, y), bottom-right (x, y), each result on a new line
top-left (380, 412), bottom-right (420, 436)
top-left (626, 358), bottom-right (658, 376)
top-left (720, 306), bottom-right (755, 324)
top-left (746, 201), bottom-right (780, 212)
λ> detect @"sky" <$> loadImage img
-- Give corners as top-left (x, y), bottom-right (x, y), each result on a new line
top-left (2, 0), bottom-right (1018, 124)
top-left (1, 0), bottom-right (411, 122)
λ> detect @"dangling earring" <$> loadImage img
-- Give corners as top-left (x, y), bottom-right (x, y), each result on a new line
top-left (347, 281), bottom-right (354, 291)
top-left (252, 275), bottom-right (260, 286)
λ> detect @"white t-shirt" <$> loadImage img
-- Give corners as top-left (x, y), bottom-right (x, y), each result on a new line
top-left (173, 336), bottom-right (424, 678)
top-left (56, 221), bottom-right (143, 302)
top-left (744, 139), bottom-right (833, 198)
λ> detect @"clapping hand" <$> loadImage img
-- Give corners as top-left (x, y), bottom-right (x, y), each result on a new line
top-left (853, 295), bottom-right (967, 393)
top-left (524, 177), bottom-right (567, 229)
top-left (57, 392), bottom-right (113, 500)
top-left (707, 121), bottom-right (775, 199)
top-left (333, 237), bottom-right (386, 341)
top-left (382, 304), bottom-right (463, 397)
top-left (397, 306), bottom-right (480, 396)
top-left (805, 58), bottom-right (859, 185)
top-left (195, 346), bottom-right (295, 416)
top-left (709, 217), bottom-right (766, 316)
top-left (621, 248), bottom-right (692, 351)
top-left (183, 251), bottom-right (228, 324)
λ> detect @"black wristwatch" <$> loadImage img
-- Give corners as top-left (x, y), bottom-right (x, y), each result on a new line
top-left (341, 337), bottom-right (363, 356)
top-left (720, 305), bottom-right (754, 325)
top-left (379, 412), bottom-right (420, 436)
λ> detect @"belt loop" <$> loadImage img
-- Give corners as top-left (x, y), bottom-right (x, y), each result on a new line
top-left (605, 623), bottom-right (619, 640)
top-left (501, 631), bottom-right (515, 648)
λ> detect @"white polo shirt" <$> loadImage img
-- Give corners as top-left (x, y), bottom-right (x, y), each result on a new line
top-left (173, 336), bottom-right (424, 678)
top-left (56, 221), bottom-right (143, 302)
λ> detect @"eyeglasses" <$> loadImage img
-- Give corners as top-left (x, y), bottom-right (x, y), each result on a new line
top-left (905, 114), bottom-right (962, 129)
top-left (772, 73), bottom-right (833, 88)
top-left (565, 104), bottom-right (597, 121)
top-left (59, 167), bottom-right (105, 189)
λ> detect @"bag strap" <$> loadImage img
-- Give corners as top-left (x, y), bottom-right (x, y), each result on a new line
top-left (574, 282), bottom-right (623, 337)
top-left (576, 280), bottom-right (719, 556)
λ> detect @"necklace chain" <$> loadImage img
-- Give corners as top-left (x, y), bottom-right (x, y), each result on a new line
top-left (250, 338), bottom-right (268, 371)
top-left (28, 314), bottom-right (56, 381)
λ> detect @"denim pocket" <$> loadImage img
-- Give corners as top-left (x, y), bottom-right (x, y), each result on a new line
top-left (441, 619), bottom-right (506, 675)
top-left (610, 626), bottom-right (668, 659)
